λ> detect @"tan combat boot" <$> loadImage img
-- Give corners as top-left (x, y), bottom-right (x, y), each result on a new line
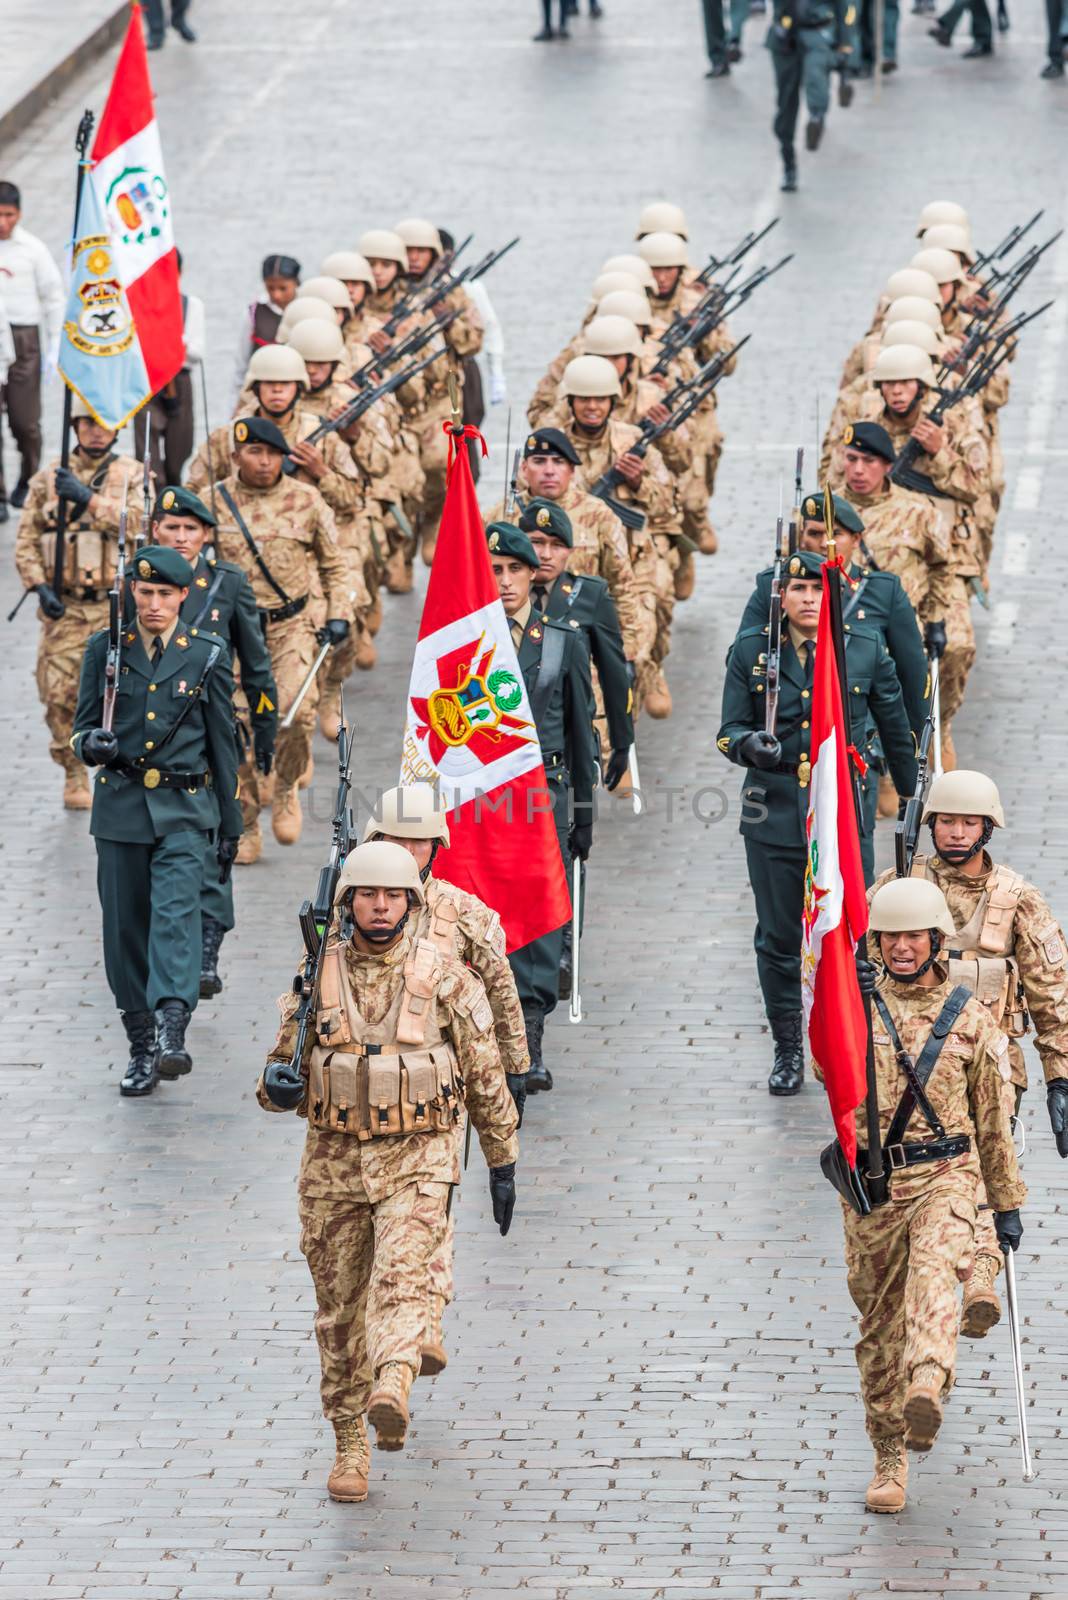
top-left (318, 695), bottom-right (342, 743)
top-left (367, 1361), bottom-right (415, 1451)
top-left (327, 1414), bottom-right (370, 1503)
top-left (877, 773), bottom-right (899, 819)
top-left (298, 755), bottom-right (314, 790)
top-left (941, 727), bottom-right (957, 772)
top-left (419, 1294), bottom-right (448, 1378)
top-left (960, 1253), bottom-right (1002, 1339)
top-left (903, 1361), bottom-right (945, 1452)
top-left (367, 592), bottom-right (383, 636)
top-left (258, 770), bottom-right (276, 810)
top-left (235, 819), bottom-right (262, 865)
top-left (385, 547), bottom-right (413, 594)
top-left (865, 1436), bottom-right (908, 1513)
top-left (63, 770), bottom-right (92, 810)
top-left (272, 784), bottom-right (303, 845)
top-left (673, 550), bottom-right (695, 601)
top-left (355, 629), bottom-right (377, 670)
top-left (644, 668), bottom-right (673, 720)
top-left (419, 518), bottom-right (437, 567)
top-left (697, 521), bottom-right (718, 554)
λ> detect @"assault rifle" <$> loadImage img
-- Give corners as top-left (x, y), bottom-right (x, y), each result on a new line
top-left (692, 217), bottom-right (779, 286)
top-left (138, 417), bottom-right (152, 549)
top-left (379, 236), bottom-right (519, 338)
top-left (348, 307), bottom-right (458, 392)
top-left (939, 298), bottom-right (1053, 385)
top-left (650, 254), bottom-right (792, 375)
top-left (102, 476), bottom-right (130, 732)
top-left (972, 210), bottom-right (1044, 278)
top-left (505, 447), bottom-right (522, 518)
top-left (980, 228), bottom-right (1062, 298)
top-left (282, 350), bottom-right (438, 472)
top-left (894, 706), bottom-right (935, 877)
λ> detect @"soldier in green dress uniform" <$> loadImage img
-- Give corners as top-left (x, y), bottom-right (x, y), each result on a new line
top-left (718, 548), bottom-right (917, 1097)
top-left (72, 545), bottom-right (244, 1097)
top-left (767, 0), bottom-right (857, 192)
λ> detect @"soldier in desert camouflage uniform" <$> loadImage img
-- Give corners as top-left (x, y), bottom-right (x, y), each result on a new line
top-left (258, 843), bottom-right (518, 1502)
top-left (830, 879), bottom-right (1026, 1515)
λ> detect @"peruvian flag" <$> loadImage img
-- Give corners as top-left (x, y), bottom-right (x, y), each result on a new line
top-left (401, 425), bottom-right (572, 953)
top-left (801, 558), bottom-right (870, 1168)
top-left (90, 4), bottom-right (184, 391)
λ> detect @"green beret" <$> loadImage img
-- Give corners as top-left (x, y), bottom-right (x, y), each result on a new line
top-left (785, 549), bottom-right (827, 581)
top-left (485, 520), bottom-right (539, 570)
top-left (518, 497), bottom-right (573, 548)
top-left (154, 484), bottom-right (217, 527)
top-left (523, 426), bottom-right (580, 466)
top-left (233, 415), bottom-right (290, 453)
top-left (801, 489), bottom-right (865, 536)
top-left (131, 544), bottom-right (195, 588)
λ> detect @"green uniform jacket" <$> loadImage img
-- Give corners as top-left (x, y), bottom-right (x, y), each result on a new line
top-left (516, 609), bottom-right (598, 824)
top-left (541, 570), bottom-right (634, 755)
top-left (739, 562), bottom-right (930, 741)
top-left (72, 625), bottom-right (245, 844)
top-left (717, 623), bottom-right (918, 846)
top-left (771, 0), bottom-right (857, 45)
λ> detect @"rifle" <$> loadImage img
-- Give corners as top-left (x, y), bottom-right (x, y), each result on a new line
top-left (102, 476), bottom-right (130, 732)
top-left (981, 229), bottom-right (1062, 297)
top-left (52, 108), bottom-right (96, 600)
top-left (348, 306), bottom-right (459, 391)
top-left (504, 447), bottom-right (522, 518)
top-left (940, 298), bottom-right (1053, 384)
top-left (693, 217), bottom-right (779, 285)
top-left (138, 415), bottom-right (152, 549)
top-left (894, 708), bottom-right (935, 876)
top-left (650, 253), bottom-right (792, 375)
top-left (788, 444), bottom-right (804, 549)
top-left (972, 210), bottom-right (1043, 277)
top-left (283, 349), bottom-right (438, 470)
top-left (379, 236), bottom-right (519, 338)
top-left (765, 512), bottom-right (787, 736)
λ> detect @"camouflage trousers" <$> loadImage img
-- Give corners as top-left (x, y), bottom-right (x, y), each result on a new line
top-left (939, 575), bottom-right (976, 730)
top-left (35, 599), bottom-right (108, 773)
top-left (842, 1170), bottom-right (977, 1442)
top-left (299, 1178), bottom-right (450, 1420)
top-left (973, 1077), bottom-right (1021, 1272)
top-left (323, 539), bottom-right (373, 692)
top-left (240, 612), bottom-right (319, 801)
top-left (679, 403), bottom-right (724, 543)
top-left (424, 1117), bottom-right (467, 1315)
top-left (413, 402), bottom-right (450, 532)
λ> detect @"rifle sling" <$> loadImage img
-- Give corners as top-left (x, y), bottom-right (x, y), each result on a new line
top-left (114, 643), bottom-right (222, 771)
top-left (217, 484), bottom-right (293, 609)
top-left (528, 624), bottom-right (567, 731)
top-left (874, 985), bottom-right (971, 1148)
top-left (892, 464), bottom-right (953, 501)
top-left (189, 566), bottom-right (228, 631)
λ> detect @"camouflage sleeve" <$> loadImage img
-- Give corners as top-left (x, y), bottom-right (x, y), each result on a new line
top-left (966, 1007), bottom-right (1028, 1210)
top-left (445, 290), bottom-right (483, 359)
top-left (654, 411), bottom-right (694, 476)
top-left (256, 988), bottom-right (303, 1113)
top-left (637, 441), bottom-right (678, 533)
top-left (94, 460), bottom-right (145, 534)
top-left (839, 338), bottom-right (865, 392)
top-left (184, 426), bottom-right (230, 497)
top-left (14, 474), bottom-right (48, 587)
top-left (315, 432), bottom-right (363, 516)
top-left (351, 415), bottom-right (392, 482)
top-left (312, 499), bottom-right (352, 618)
top-left (820, 386), bottom-right (855, 484)
top-left (926, 404), bottom-right (988, 505)
top-left (595, 508), bottom-right (643, 659)
top-left (527, 341), bottom-right (575, 428)
top-left (1013, 885), bottom-right (1068, 1084)
top-left (920, 503), bottom-right (955, 623)
top-left (444, 965), bottom-right (519, 1168)
top-left (456, 906), bottom-right (530, 1078)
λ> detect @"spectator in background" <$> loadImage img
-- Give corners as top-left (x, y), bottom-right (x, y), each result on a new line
top-left (230, 253), bottom-right (300, 405)
top-left (438, 228), bottom-right (507, 484)
top-left (1042, 0), bottom-right (1065, 75)
top-left (144, 0), bottom-right (196, 48)
top-left (535, 0), bottom-right (570, 37)
top-left (929, 0), bottom-right (994, 56)
top-left (0, 180), bottom-right (64, 518)
top-left (133, 249), bottom-right (205, 488)
top-left (702, 0), bottom-right (751, 75)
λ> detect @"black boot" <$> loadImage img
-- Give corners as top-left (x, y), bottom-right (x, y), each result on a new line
top-left (781, 156), bottom-right (798, 192)
top-left (558, 923), bottom-right (573, 1000)
top-left (523, 1008), bottom-right (552, 1093)
top-left (155, 999), bottom-right (192, 1079)
top-left (199, 915), bottom-right (226, 998)
top-left (120, 1010), bottom-right (158, 1097)
top-left (768, 1012), bottom-right (804, 1096)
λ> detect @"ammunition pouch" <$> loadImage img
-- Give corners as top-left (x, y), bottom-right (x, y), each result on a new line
top-left (306, 1044), bottom-right (461, 1139)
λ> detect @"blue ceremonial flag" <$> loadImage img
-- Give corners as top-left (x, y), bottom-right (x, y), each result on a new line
top-left (58, 162), bottom-right (151, 430)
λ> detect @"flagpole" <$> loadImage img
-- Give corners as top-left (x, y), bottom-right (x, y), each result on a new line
top-left (52, 109), bottom-right (96, 597)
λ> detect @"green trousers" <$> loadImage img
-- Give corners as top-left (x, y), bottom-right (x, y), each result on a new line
top-left (702, 0), bottom-right (752, 61)
top-left (95, 829), bottom-right (208, 1012)
top-left (508, 768), bottom-right (572, 1019)
top-left (768, 24), bottom-right (835, 158)
top-left (743, 836), bottom-right (807, 1020)
top-left (199, 831), bottom-right (235, 932)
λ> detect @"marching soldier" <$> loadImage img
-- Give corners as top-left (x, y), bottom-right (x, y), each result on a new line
top-left (870, 770), bottom-right (1068, 1340)
top-left (836, 878), bottom-right (1025, 1513)
top-left (147, 486), bottom-right (278, 993)
top-left (71, 545), bottom-right (243, 1096)
top-left (718, 549), bottom-right (917, 1095)
top-left (210, 417), bottom-right (350, 852)
top-left (14, 397), bottom-right (144, 809)
top-left (487, 522), bottom-right (597, 1093)
top-left (321, 251), bottom-right (383, 357)
top-left (766, 0), bottom-right (857, 191)
top-left (360, 785), bottom-right (529, 1377)
top-left (257, 842), bottom-right (519, 1499)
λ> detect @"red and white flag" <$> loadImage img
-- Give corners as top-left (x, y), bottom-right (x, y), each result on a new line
top-left (801, 560), bottom-right (870, 1168)
top-left (400, 425), bottom-right (572, 953)
top-left (90, 4), bottom-right (184, 392)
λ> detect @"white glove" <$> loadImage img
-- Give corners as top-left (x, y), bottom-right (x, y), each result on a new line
top-left (489, 371), bottom-right (507, 406)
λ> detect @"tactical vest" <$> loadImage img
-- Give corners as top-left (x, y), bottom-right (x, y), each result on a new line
top-left (40, 455), bottom-right (119, 593)
top-left (307, 936), bottom-right (462, 1138)
top-left (915, 858), bottom-right (1029, 1036)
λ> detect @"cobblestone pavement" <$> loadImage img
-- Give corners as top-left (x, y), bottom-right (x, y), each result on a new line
top-left (2, 3), bottom-right (1068, 1595)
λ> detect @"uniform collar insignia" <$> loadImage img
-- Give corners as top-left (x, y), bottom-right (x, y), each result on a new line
top-left (529, 624), bottom-right (542, 640)
top-left (176, 634), bottom-right (190, 649)
top-left (195, 576), bottom-right (209, 588)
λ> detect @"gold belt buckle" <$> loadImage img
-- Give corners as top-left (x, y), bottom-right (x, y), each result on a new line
top-left (143, 767), bottom-right (161, 789)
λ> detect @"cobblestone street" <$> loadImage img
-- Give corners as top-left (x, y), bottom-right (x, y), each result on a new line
top-left (2, 2), bottom-right (1068, 1594)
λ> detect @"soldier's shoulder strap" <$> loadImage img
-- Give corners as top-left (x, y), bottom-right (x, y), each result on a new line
top-left (528, 617), bottom-right (569, 729)
top-left (878, 983), bottom-right (971, 1146)
top-left (188, 564), bottom-right (229, 630)
top-left (216, 483), bottom-right (292, 608)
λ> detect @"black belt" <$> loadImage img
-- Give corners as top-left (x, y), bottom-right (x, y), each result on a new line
top-left (112, 761), bottom-right (211, 791)
top-left (859, 1133), bottom-right (970, 1172)
top-left (260, 593), bottom-right (309, 624)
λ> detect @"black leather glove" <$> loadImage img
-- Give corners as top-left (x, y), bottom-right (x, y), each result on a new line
top-left (54, 466), bottom-right (92, 511)
top-left (262, 1060), bottom-right (306, 1109)
top-left (320, 618), bottom-right (350, 646)
top-left (855, 957), bottom-right (877, 996)
top-left (216, 836), bottom-right (241, 885)
top-left (569, 822), bottom-right (593, 861)
top-left (924, 619), bottom-right (947, 660)
top-left (506, 1072), bottom-right (527, 1130)
top-left (35, 583), bottom-right (65, 620)
top-left (1047, 1078), bottom-right (1068, 1157)
top-left (604, 748), bottom-right (630, 792)
top-left (994, 1208), bottom-right (1023, 1253)
top-left (489, 1162), bottom-right (516, 1237)
top-left (81, 727), bottom-right (119, 767)
top-left (253, 727), bottom-right (274, 777)
top-left (738, 730), bottom-right (782, 771)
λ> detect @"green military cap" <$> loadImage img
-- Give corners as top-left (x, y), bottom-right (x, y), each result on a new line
top-left (154, 484), bottom-right (217, 527)
top-left (518, 497), bottom-right (573, 548)
top-left (131, 544), bottom-right (196, 587)
top-left (785, 548), bottom-right (827, 581)
top-left (844, 421), bottom-right (895, 463)
top-left (485, 521), bottom-right (539, 569)
top-left (801, 489), bottom-right (865, 535)
top-left (233, 414), bottom-right (291, 453)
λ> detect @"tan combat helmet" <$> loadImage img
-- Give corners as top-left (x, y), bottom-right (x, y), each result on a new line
top-left (637, 230), bottom-right (689, 269)
top-left (597, 288), bottom-right (653, 327)
top-left (872, 344), bottom-right (936, 386)
top-left (922, 769), bottom-right (1004, 828)
top-left (394, 218), bottom-right (443, 255)
top-left (911, 246), bottom-right (965, 284)
top-left (869, 877), bottom-right (957, 937)
top-left (245, 342), bottom-right (309, 386)
top-left (362, 783), bottom-right (451, 846)
top-left (916, 200), bottom-right (971, 236)
top-left (332, 840), bottom-right (427, 906)
top-left (880, 320), bottom-right (944, 357)
top-left (636, 200), bottom-right (688, 240)
top-left (883, 267), bottom-right (941, 305)
top-left (286, 318), bottom-right (347, 365)
top-left (276, 296), bottom-right (337, 341)
top-left (298, 275), bottom-right (352, 311)
top-left (562, 354), bottom-right (623, 398)
top-left (592, 269), bottom-right (643, 302)
top-left (883, 296), bottom-right (943, 333)
top-left (601, 253), bottom-right (657, 290)
top-left (920, 223), bottom-right (976, 266)
top-left (70, 395), bottom-right (98, 421)
top-left (321, 250), bottom-right (376, 288)
top-left (583, 314), bottom-right (643, 358)
top-left (358, 228), bottom-right (409, 267)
